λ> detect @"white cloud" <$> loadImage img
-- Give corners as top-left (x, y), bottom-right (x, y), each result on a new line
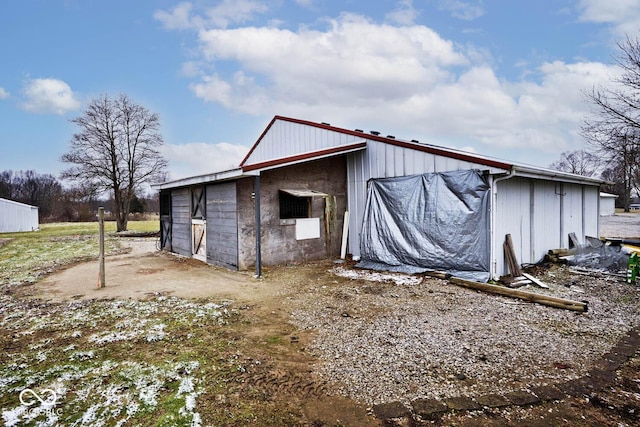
top-left (437, 0), bottom-right (484, 21)
top-left (159, 5), bottom-right (620, 167)
top-left (154, 2), bottom-right (195, 30)
top-left (204, 0), bottom-right (268, 28)
top-left (386, 0), bottom-right (420, 25)
top-left (154, 0), bottom-right (268, 30)
top-left (0, 87), bottom-right (9, 99)
top-left (194, 13), bottom-right (467, 113)
top-left (577, 0), bottom-right (640, 37)
top-left (21, 78), bottom-right (81, 114)
top-left (160, 142), bottom-right (248, 180)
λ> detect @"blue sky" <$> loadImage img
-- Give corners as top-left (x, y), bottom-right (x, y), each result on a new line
top-left (1, 0), bottom-right (639, 182)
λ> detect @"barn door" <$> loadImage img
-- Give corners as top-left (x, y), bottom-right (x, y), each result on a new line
top-left (191, 186), bottom-right (207, 262)
top-left (160, 219), bottom-right (172, 250)
top-left (191, 187), bottom-right (206, 219)
top-left (192, 219), bottom-right (206, 262)
top-left (159, 191), bottom-right (172, 250)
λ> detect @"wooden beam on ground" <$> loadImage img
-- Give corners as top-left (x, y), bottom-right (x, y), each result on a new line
top-left (449, 277), bottom-right (588, 312)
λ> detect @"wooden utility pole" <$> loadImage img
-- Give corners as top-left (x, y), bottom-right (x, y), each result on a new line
top-left (98, 207), bottom-right (105, 288)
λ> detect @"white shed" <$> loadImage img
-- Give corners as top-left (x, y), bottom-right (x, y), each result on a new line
top-left (0, 198), bottom-right (39, 232)
top-left (599, 192), bottom-right (618, 216)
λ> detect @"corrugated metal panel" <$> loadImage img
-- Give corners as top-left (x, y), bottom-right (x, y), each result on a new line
top-left (0, 198), bottom-right (39, 232)
top-left (584, 186), bottom-right (600, 236)
top-left (562, 183), bottom-right (584, 247)
top-left (492, 178), bottom-right (600, 277)
top-left (532, 181), bottom-right (562, 261)
top-left (246, 120), bottom-right (359, 165)
top-left (494, 177), bottom-right (532, 276)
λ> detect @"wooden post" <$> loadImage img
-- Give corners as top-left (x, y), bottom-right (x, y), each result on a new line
top-left (340, 211), bottom-right (350, 260)
top-left (98, 207), bottom-right (105, 288)
top-left (449, 277), bottom-right (588, 312)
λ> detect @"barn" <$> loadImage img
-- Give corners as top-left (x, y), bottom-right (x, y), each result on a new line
top-left (155, 116), bottom-right (603, 281)
top-left (0, 198), bottom-right (39, 232)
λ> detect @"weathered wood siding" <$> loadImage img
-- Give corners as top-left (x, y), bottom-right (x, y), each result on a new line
top-left (206, 182), bottom-right (239, 269)
top-left (171, 188), bottom-right (191, 257)
top-left (236, 178), bottom-right (255, 271)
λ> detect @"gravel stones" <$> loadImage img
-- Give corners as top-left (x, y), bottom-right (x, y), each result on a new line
top-left (287, 264), bottom-right (640, 407)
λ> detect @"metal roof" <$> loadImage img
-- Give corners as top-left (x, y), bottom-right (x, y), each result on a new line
top-left (157, 115), bottom-right (605, 189)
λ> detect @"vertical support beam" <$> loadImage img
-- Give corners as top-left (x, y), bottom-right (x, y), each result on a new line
top-left (530, 180), bottom-right (535, 262)
top-left (581, 185), bottom-right (586, 240)
top-left (98, 206), bottom-right (105, 288)
top-left (559, 183), bottom-right (565, 248)
top-left (254, 174), bottom-right (262, 278)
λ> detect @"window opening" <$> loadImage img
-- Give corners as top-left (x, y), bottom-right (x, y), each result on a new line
top-left (279, 191), bottom-right (311, 219)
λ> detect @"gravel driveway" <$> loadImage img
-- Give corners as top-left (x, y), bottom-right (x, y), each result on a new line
top-left (283, 213), bottom-right (640, 415)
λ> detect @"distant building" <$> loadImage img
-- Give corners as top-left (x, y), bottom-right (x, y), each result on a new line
top-left (0, 198), bottom-right (39, 232)
top-left (599, 193), bottom-right (618, 216)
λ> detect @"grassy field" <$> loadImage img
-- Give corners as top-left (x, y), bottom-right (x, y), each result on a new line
top-left (0, 221), bottom-right (158, 287)
top-left (0, 221), bottom-right (307, 426)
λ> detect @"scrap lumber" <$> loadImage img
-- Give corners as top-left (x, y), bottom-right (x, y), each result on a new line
top-left (521, 273), bottom-right (549, 289)
top-left (501, 275), bottom-right (531, 288)
top-left (568, 232), bottom-right (581, 249)
top-left (503, 234), bottom-right (522, 277)
top-left (546, 248), bottom-right (574, 263)
top-left (449, 277), bottom-right (588, 312)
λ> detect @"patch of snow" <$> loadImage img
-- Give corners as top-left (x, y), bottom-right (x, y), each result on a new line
top-left (332, 266), bottom-right (423, 286)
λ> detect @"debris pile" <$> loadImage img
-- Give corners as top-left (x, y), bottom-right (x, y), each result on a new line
top-left (547, 236), bottom-right (635, 279)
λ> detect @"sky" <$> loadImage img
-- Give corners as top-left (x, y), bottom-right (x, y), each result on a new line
top-left (2, 0), bottom-right (640, 183)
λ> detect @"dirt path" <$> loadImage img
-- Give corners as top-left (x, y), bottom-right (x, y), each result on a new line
top-left (32, 238), bottom-right (270, 303)
top-left (26, 237), bottom-right (381, 426)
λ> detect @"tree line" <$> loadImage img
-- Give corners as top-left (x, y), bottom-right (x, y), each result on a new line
top-left (0, 169), bottom-right (159, 223)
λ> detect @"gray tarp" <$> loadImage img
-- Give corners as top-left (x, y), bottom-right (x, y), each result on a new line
top-left (356, 170), bottom-right (491, 282)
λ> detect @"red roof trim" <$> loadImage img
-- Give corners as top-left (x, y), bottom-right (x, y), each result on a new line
top-left (240, 115), bottom-right (512, 171)
top-left (242, 142), bottom-right (367, 172)
top-left (239, 116), bottom-right (279, 167)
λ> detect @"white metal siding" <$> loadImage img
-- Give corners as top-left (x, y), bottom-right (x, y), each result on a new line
top-left (494, 177), bottom-right (532, 276)
top-left (0, 198), bottom-right (39, 232)
top-left (492, 178), bottom-right (600, 277)
top-left (599, 194), bottom-right (616, 216)
top-left (245, 120), bottom-right (362, 165)
top-left (347, 140), bottom-right (507, 258)
top-left (562, 183), bottom-right (584, 248)
top-left (532, 181), bottom-right (561, 261)
top-left (584, 186), bottom-right (600, 237)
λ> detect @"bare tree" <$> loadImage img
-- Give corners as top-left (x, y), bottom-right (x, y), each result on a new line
top-left (549, 150), bottom-right (601, 177)
top-left (61, 94), bottom-right (168, 231)
top-left (582, 35), bottom-right (640, 211)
